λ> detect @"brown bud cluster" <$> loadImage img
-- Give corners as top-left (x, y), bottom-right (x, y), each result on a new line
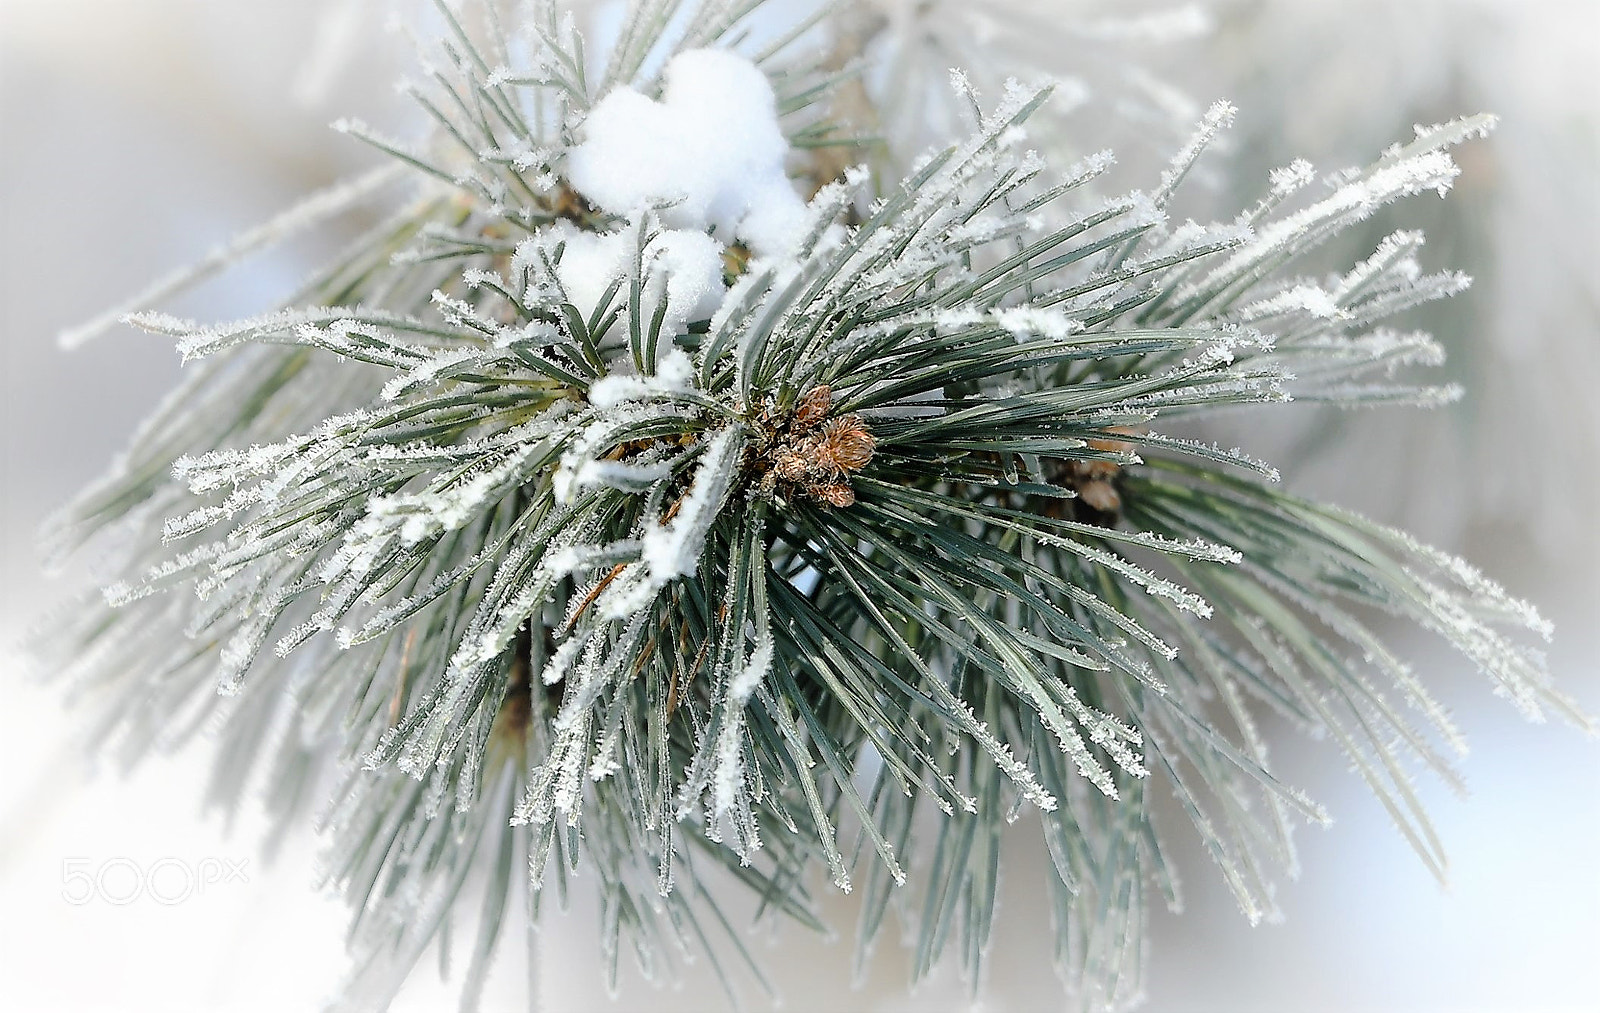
top-left (755, 384), bottom-right (875, 508)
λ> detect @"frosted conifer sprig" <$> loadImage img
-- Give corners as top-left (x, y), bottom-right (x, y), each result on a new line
top-left (822, 0), bottom-right (1213, 190)
top-left (45, 2), bottom-right (1588, 1011)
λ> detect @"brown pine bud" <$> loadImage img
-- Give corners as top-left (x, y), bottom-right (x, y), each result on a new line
top-left (1077, 459), bottom-right (1121, 481)
top-left (811, 480), bottom-right (857, 507)
top-left (774, 449), bottom-right (810, 481)
top-left (794, 385), bottom-right (833, 430)
top-left (820, 415), bottom-right (874, 471)
top-left (1077, 480), bottom-right (1121, 514)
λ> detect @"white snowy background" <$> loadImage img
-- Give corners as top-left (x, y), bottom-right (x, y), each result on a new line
top-left (1, 1), bottom-right (1595, 1011)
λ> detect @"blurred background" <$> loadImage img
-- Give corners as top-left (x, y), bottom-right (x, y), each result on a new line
top-left (1, 1), bottom-right (1595, 1010)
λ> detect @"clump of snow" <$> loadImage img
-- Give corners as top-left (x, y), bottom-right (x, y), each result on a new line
top-left (635, 426), bottom-right (744, 590)
top-left (993, 306), bottom-right (1084, 339)
top-left (645, 226), bottom-right (727, 322)
top-left (566, 48), bottom-right (808, 258)
top-left (589, 347), bottom-right (696, 407)
top-left (727, 632), bottom-right (774, 704)
top-left (549, 222), bottom-right (724, 337)
top-left (712, 630), bottom-right (774, 820)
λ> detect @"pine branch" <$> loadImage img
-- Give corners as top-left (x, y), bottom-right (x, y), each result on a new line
top-left (41, 2), bottom-right (1587, 1011)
